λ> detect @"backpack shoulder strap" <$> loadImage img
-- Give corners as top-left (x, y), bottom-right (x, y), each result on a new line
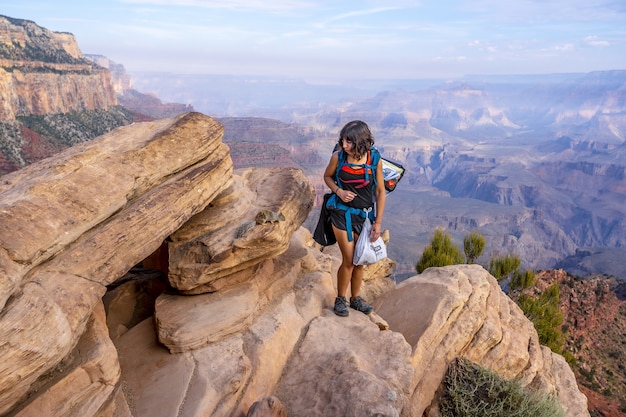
top-left (370, 147), bottom-right (381, 166)
top-left (335, 148), bottom-right (379, 186)
top-left (370, 147), bottom-right (380, 186)
top-left (334, 149), bottom-right (345, 183)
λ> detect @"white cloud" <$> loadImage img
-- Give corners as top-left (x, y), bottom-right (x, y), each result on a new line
top-left (320, 6), bottom-right (405, 26)
top-left (434, 55), bottom-right (467, 62)
top-left (119, 0), bottom-right (318, 14)
top-left (553, 43), bottom-right (575, 51)
top-left (584, 35), bottom-right (610, 46)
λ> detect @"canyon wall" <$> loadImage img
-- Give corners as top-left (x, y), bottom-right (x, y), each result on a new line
top-left (0, 65), bottom-right (117, 119)
top-left (0, 16), bottom-right (118, 120)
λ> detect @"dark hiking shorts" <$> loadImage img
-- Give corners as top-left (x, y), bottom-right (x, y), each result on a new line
top-left (329, 207), bottom-right (367, 237)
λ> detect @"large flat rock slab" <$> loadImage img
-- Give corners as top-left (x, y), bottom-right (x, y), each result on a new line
top-left (0, 112), bottom-right (228, 306)
top-left (275, 311), bottom-right (414, 417)
top-left (168, 167), bottom-right (315, 293)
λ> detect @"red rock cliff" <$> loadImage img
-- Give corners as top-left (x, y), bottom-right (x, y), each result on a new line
top-left (0, 15), bottom-right (117, 120)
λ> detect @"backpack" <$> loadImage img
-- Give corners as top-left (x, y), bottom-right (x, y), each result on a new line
top-left (333, 145), bottom-right (405, 193)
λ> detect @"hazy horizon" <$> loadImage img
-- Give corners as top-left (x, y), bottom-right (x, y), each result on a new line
top-left (126, 68), bottom-right (626, 121)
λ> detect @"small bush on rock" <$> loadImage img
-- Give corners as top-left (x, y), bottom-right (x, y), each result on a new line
top-left (439, 358), bottom-right (565, 417)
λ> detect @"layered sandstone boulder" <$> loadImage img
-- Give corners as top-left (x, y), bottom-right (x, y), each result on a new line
top-left (274, 308), bottom-right (415, 416)
top-left (155, 168), bottom-right (317, 352)
top-left (373, 265), bottom-right (589, 417)
top-left (0, 112), bottom-right (232, 415)
top-left (9, 302), bottom-right (121, 417)
top-left (115, 239), bottom-right (589, 417)
top-left (166, 166), bottom-right (316, 294)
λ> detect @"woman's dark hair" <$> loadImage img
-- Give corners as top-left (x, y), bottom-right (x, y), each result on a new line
top-left (338, 120), bottom-right (374, 160)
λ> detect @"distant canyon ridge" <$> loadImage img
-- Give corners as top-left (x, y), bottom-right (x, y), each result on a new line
top-left (1, 14), bottom-right (625, 279)
top-left (179, 72), bottom-right (626, 280)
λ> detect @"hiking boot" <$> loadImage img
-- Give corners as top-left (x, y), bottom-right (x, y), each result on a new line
top-left (350, 296), bottom-right (373, 314)
top-left (333, 296), bottom-right (349, 317)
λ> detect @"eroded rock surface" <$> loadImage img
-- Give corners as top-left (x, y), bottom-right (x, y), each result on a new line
top-left (0, 112), bottom-right (231, 415)
top-left (120, 228), bottom-right (336, 417)
top-left (374, 265), bottom-right (589, 417)
top-left (167, 167), bottom-right (315, 294)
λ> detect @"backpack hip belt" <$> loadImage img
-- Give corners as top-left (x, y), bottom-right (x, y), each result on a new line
top-left (326, 194), bottom-right (374, 242)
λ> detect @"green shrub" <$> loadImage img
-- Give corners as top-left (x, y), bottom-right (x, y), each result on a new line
top-left (463, 231), bottom-right (485, 264)
top-left (416, 229), bottom-right (464, 273)
top-left (439, 358), bottom-right (565, 417)
top-left (489, 254), bottom-right (521, 282)
top-left (510, 269), bottom-right (535, 290)
top-left (562, 351), bottom-right (577, 366)
top-left (516, 284), bottom-right (565, 354)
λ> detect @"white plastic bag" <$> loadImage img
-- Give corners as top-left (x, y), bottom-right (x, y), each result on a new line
top-left (353, 217), bottom-right (387, 265)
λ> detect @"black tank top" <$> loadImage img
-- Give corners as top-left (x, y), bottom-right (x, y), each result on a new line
top-left (337, 151), bottom-right (375, 209)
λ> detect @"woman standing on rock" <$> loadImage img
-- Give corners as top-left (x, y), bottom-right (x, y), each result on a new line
top-left (323, 120), bottom-right (386, 316)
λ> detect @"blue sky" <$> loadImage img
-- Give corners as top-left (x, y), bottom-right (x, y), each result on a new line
top-left (3, 0), bottom-right (626, 81)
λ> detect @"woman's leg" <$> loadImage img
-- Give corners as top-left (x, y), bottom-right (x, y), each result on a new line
top-left (348, 263), bottom-right (371, 313)
top-left (332, 224), bottom-right (356, 298)
top-left (331, 224), bottom-right (372, 315)
top-left (350, 264), bottom-right (364, 298)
